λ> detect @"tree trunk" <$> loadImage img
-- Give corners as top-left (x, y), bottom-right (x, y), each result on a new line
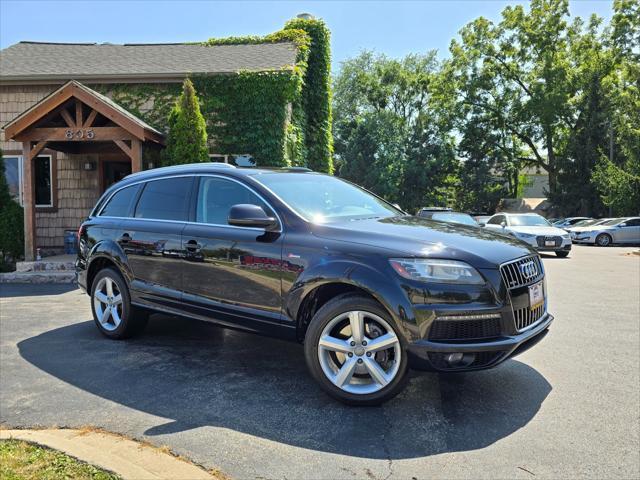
top-left (546, 129), bottom-right (557, 196)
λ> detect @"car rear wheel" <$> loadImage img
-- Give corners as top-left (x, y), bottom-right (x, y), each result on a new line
top-left (595, 233), bottom-right (612, 247)
top-left (304, 295), bottom-right (408, 405)
top-left (556, 251), bottom-right (570, 258)
top-left (91, 267), bottom-right (148, 339)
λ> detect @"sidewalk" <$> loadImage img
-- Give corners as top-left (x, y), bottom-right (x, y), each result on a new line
top-left (0, 428), bottom-right (220, 480)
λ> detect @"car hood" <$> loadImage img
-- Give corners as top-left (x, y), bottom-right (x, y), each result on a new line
top-left (509, 226), bottom-right (568, 236)
top-left (312, 215), bottom-right (534, 269)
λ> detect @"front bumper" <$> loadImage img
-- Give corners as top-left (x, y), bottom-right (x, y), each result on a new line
top-left (516, 235), bottom-right (572, 252)
top-left (572, 233), bottom-right (595, 243)
top-left (407, 313), bottom-right (553, 371)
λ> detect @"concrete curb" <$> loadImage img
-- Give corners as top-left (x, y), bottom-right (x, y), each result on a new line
top-left (0, 429), bottom-right (218, 480)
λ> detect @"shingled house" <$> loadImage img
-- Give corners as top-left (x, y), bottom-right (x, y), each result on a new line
top-left (1, 18), bottom-right (331, 260)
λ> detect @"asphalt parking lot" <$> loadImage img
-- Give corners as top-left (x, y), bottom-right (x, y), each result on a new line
top-left (1, 245), bottom-right (639, 479)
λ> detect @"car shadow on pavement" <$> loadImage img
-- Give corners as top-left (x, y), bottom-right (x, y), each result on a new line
top-left (18, 315), bottom-right (552, 460)
top-left (0, 284), bottom-right (79, 298)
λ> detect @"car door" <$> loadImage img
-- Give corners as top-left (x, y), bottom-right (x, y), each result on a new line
top-left (616, 218), bottom-right (640, 243)
top-left (180, 175), bottom-right (285, 330)
top-left (118, 176), bottom-right (194, 308)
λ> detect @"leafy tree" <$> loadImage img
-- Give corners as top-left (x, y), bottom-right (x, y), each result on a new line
top-left (164, 78), bottom-right (209, 166)
top-left (334, 51), bottom-right (457, 212)
top-left (454, 117), bottom-right (509, 213)
top-left (591, 0), bottom-right (640, 215)
top-left (447, 0), bottom-right (584, 197)
top-left (549, 15), bottom-right (613, 216)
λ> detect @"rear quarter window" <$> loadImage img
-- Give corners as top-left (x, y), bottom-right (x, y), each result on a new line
top-left (99, 184), bottom-right (140, 217)
top-left (134, 177), bottom-right (193, 221)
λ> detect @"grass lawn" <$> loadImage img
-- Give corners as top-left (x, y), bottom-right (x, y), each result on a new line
top-left (0, 439), bottom-right (120, 480)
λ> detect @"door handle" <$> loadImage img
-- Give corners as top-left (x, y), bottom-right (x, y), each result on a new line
top-left (119, 233), bottom-right (131, 243)
top-left (185, 239), bottom-right (201, 251)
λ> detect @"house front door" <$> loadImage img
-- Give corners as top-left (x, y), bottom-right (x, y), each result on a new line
top-left (102, 160), bottom-right (131, 191)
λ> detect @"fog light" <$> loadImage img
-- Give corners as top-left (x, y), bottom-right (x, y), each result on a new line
top-left (445, 352), bottom-right (464, 364)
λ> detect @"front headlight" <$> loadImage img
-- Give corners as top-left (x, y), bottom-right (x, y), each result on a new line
top-left (561, 234), bottom-right (570, 239)
top-left (514, 232), bottom-right (535, 239)
top-left (389, 258), bottom-right (484, 284)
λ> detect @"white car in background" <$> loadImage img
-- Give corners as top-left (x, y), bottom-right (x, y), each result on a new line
top-left (483, 213), bottom-right (572, 257)
top-left (572, 217), bottom-right (640, 246)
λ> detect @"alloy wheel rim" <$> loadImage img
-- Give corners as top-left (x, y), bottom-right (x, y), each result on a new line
top-left (317, 310), bottom-right (401, 395)
top-left (93, 277), bottom-right (123, 331)
top-left (598, 235), bottom-right (610, 246)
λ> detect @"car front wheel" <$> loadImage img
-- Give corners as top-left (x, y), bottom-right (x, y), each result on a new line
top-left (304, 295), bottom-right (408, 405)
top-left (91, 267), bottom-right (148, 339)
top-left (595, 233), bottom-right (612, 247)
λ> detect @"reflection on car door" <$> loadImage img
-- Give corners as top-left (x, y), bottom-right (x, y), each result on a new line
top-left (180, 176), bottom-right (285, 331)
top-left (119, 176), bottom-right (194, 308)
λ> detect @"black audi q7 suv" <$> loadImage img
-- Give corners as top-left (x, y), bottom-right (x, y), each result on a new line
top-left (77, 163), bottom-right (552, 405)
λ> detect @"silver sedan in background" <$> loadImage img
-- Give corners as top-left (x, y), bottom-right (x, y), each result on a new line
top-left (572, 217), bottom-right (640, 246)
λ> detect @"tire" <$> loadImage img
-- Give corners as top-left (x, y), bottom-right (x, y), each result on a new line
top-left (91, 267), bottom-right (148, 339)
top-left (595, 233), bottom-right (612, 247)
top-left (555, 251), bottom-right (570, 258)
top-left (304, 295), bottom-right (409, 406)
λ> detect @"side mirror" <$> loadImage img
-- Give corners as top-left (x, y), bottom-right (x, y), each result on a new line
top-left (228, 204), bottom-right (278, 230)
top-left (500, 221), bottom-right (507, 228)
top-left (618, 223), bottom-right (626, 228)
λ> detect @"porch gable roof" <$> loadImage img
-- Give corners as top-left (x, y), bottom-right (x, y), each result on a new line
top-left (3, 80), bottom-right (164, 145)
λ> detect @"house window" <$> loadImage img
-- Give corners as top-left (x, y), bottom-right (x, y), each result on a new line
top-left (2, 156), bottom-right (23, 205)
top-left (0, 154), bottom-right (53, 207)
top-left (34, 155), bottom-right (53, 207)
top-left (209, 154), bottom-right (228, 163)
top-left (231, 154), bottom-right (255, 167)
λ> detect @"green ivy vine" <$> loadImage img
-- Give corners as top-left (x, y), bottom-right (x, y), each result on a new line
top-left (93, 18), bottom-right (333, 171)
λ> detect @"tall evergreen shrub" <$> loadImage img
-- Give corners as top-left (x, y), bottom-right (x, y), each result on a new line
top-left (164, 78), bottom-right (209, 165)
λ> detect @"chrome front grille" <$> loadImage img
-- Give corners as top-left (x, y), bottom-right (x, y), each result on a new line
top-left (500, 255), bottom-right (544, 289)
top-left (513, 304), bottom-right (545, 331)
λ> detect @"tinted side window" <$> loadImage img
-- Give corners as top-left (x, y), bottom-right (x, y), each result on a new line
top-left (135, 177), bottom-right (192, 221)
top-left (487, 215), bottom-right (504, 225)
top-left (196, 177), bottom-right (274, 225)
top-left (624, 219), bottom-right (640, 227)
top-left (100, 184), bottom-right (140, 217)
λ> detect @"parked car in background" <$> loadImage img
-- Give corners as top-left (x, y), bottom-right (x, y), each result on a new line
top-left (566, 218), bottom-right (612, 236)
top-left (417, 208), bottom-right (479, 227)
top-left (475, 215), bottom-right (492, 225)
top-left (553, 217), bottom-right (592, 229)
top-left (572, 217), bottom-right (640, 246)
top-left (483, 212), bottom-right (572, 257)
top-left (77, 164), bottom-right (553, 405)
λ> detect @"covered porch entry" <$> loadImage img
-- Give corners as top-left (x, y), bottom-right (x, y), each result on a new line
top-left (4, 80), bottom-right (164, 260)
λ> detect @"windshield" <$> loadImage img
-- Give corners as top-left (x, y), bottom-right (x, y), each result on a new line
top-left (431, 212), bottom-right (478, 226)
top-left (509, 215), bottom-right (550, 227)
top-left (574, 219), bottom-right (598, 227)
top-left (253, 173), bottom-right (401, 222)
top-left (601, 218), bottom-right (624, 226)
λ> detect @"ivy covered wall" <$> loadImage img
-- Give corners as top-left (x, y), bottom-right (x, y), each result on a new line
top-left (95, 18), bottom-right (333, 172)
